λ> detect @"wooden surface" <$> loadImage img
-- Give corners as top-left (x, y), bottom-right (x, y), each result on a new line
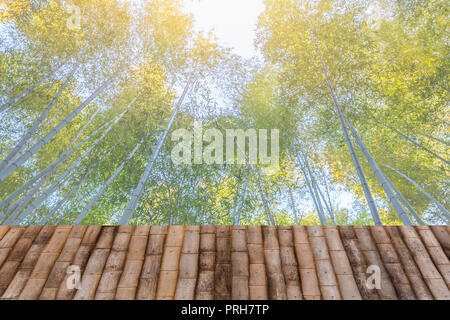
top-left (0, 226), bottom-right (448, 300)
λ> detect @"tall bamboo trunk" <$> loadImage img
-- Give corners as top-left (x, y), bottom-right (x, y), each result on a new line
top-left (313, 42), bottom-right (382, 225)
top-left (118, 75), bottom-right (194, 225)
top-left (7, 104), bottom-right (131, 225)
top-left (0, 68), bottom-right (123, 182)
top-left (383, 164), bottom-right (450, 221)
top-left (73, 137), bottom-right (146, 225)
top-left (39, 157), bottom-right (104, 225)
top-left (372, 118), bottom-right (449, 165)
top-left (0, 65), bottom-right (79, 175)
top-left (288, 188), bottom-right (300, 225)
top-left (0, 119), bottom-right (110, 213)
top-left (344, 117), bottom-right (414, 225)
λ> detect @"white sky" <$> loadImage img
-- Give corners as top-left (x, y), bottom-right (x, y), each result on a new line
top-left (183, 0), bottom-right (266, 58)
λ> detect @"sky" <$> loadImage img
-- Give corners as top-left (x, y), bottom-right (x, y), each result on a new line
top-left (183, 0), bottom-right (266, 59)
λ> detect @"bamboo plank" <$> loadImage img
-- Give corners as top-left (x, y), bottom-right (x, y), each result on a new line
top-left (354, 227), bottom-right (397, 300)
top-left (278, 227), bottom-right (302, 300)
top-left (231, 227), bottom-right (249, 300)
top-left (156, 226), bottom-right (184, 300)
top-left (95, 227), bottom-right (133, 300)
top-left (0, 226), bottom-right (10, 242)
top-left (0, 227), bottom-right (26, 269)
top-left (263, 227), bottom-right (287, 300)
top-left (19, 227), bottom-right (71, 299)
top-left (324, 227), bottom-right (361, 300)
top-left (56, 226), bottom-right (102, 300)
top-left (73, 227), bottom-right (116, 300)
top-left (247, 226), bottom-right (267, 300)
top-left (115, 226), bottom-right (149, 300)
top-left (416, 227), bottom-right (450, 288)
top-left (0, 227), bottom-right (41, 296)
top-left (293, 226), bottom-right (321, 300)
top-left (137, 226), bottom-right (167, 300)
top-left (399, 227), bottom-right (450, 299)
top-left (39, 227), bottom-right (87, 300)
top-left (307, 227), bottom-right (341, 300)
top-left (431, 226), bottom-right (450, 259)
top-left (214, 226), bottom-right (231, 300)
top-left (369, 227), bottom-right (416, 300)
top-left (339, 226), bottom-right (379, 300)
top-left (195, 226), bottom-right (216, 300)
top-left (175, 227), bottom-right (200, 300)
top-left (1, 227), bottom-right (54, 300)
top-left (387, 227), bottom-right (433, 300)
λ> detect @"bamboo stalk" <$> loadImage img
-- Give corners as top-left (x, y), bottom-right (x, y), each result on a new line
top-left (399, 227), bottom-right (449, 299)
top-left (156, 226), bottom-right (185, 300)
top-left (0, 227), bottom-right (10, 241)
top-left (293, 226), bottom-right (321, 300)
top-left (195, 226), bottom-right (216, 300)
top-left (1, 227), bottom-right (55, 299)
top-left (175, 227), bottom-right (200, 300)
top-left (339, 226), bottom-right (379, 300)
top-left (19, 227), bottom-right (71, 299)
top-left (0, 69), bottom-right (123, 182)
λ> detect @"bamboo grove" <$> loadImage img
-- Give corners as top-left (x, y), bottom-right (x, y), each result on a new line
top-left (0, 0), bottom-right (448, 226)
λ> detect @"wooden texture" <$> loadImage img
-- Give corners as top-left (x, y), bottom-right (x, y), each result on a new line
top-left (354, 226), bottom-right (398, 300)
top-left (0, 226), bottom-right (448, 300)
top-left (263, 226), bottom-right (287, 300)
top-left (231, 227), bottom-right (249, 300)
top-left (307, 226), bottom-right (341, 300)
top-left (195, 226), bottom-right (216, 300)
top-left (369, 227), bottom-right (416, 300)
top-left (215, 226), bottom-right (231, 300)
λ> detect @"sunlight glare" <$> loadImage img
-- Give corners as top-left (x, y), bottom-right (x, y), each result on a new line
top-left (183, 0), bottom-right (265, 58)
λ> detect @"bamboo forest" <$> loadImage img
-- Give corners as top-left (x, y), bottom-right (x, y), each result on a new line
top-left (0, 0), bottom-right (448, 227)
